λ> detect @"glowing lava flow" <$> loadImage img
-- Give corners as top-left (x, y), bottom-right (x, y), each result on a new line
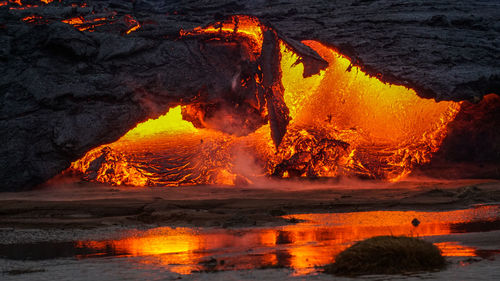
top-left (276, 41), bottom-right (460, 181)
top-left (121, 106), bottom-right (197, 139)
top-left (180, 15), bottom-right (264, 58)
top-left (15, 1), bottom-right (141, 34)
top-left (69, 106), bottom-right (204, 187)
top-left (61, 16), bottom-right (110, 32)
top-left (69, 16), bottom-right (462, 186)
top-left (123, 14), bottom-right (141, 35)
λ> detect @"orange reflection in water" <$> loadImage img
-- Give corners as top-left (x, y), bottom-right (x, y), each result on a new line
top-left (280, 205), bottom-right (500, 274)
top-left (76, 205), bottom-right (500, 275)
top-left (434, 242), bottom-right (477, 257)
top-left (77, 228), bottom-right (279, 274)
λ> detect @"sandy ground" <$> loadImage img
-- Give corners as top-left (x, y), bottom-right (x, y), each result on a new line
top-left (1, 178), bottom-right (500, 232)
top-left (1, 178), bottom-right (500, 280)
top-left (1, 257), bottom-right (500, 281)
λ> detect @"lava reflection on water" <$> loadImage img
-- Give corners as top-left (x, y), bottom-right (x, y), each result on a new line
top-left (71, 205), bottom-right (500, 275)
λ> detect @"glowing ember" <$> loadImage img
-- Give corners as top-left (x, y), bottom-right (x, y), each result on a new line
top-left (180, 15), bottom-right (264, 60)
top-left (124, 14), bottom-right (141, 35)
top-left (22, 15), bottom-right (38, 22)
top-left (17, 3), bottom-right (138, 34)
top-left (69, 16), bottom-right (464, 187)
top-left (6, 0), bottom-right (56, 9)
top-left (9, 3), bottom-right (38, 9)
top-left (61, 16), bottom-right (110, 32)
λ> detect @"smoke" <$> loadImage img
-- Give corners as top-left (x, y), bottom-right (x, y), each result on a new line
top-left (230, 145), bottom-right (266, 184)
top-left (223, 167), bottom-right (487, 191)
top-left (228, 142), bottom-right (367, 190)
top-left (203, 105), bottom-right (266, 137)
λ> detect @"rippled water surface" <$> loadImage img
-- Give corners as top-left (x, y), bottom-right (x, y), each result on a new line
top-left (1, 205), bottom-right (499, 276)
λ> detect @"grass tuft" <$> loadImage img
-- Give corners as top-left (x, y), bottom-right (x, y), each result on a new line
top-left (324, 236), bottom-right (446, 276)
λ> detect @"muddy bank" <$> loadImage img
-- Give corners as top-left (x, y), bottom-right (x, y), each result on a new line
top-left (1, 179), bottom-right (499, 231)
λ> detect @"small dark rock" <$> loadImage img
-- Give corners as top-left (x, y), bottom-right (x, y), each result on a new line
top-left (286, 217), bottom-right (300, 223)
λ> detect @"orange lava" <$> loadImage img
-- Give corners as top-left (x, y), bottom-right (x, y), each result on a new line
top-left (69, 16), bottom-right (463, 187)
top-left (124, 14), bottom-right (141, 34)
top-left (7, 0), bottom-right (55, 8)
top-left (61, 16), bottom-right (109, 32)
top-left (22, 15), bottom-right (37, 21)
top-left (278, 41), bottom-right (460, 181)
top-left (180, 15), bottom-right (264, 60)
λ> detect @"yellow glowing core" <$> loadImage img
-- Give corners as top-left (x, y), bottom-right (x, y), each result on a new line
top-left (121, 106), bottom-right (197, 140)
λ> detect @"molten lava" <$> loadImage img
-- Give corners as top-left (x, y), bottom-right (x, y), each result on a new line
top-left (6, 0), bottom-right (56, 10)
top-left (277, 41), bottom-right (460, 180)
top-left (69, 16), bottom-right (464, 187)
top-left (61, 16), bottom-right (110, 32)
top-left (180, 15), bottom-right (263, 58)
top-left (13, 1), bottom-right (141, 34)
top-left (123, 14), bottom-right (140, 35)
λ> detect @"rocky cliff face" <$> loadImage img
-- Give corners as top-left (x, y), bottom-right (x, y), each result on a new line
top-left (1, 0), bottom-right (498, 190)
top-left (125, 0), bottom-right (500, 101)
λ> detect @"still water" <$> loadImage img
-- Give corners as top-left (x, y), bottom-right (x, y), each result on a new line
top-left (1, 205), bottom-right (499, 275)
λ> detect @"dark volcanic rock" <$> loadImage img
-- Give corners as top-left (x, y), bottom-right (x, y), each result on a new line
top-left (0, 2), bottom-right (326, 190)
top-left (0, 0), bottom-right (499, 190)
top-left (125, 0), bottom-right (499, 101)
